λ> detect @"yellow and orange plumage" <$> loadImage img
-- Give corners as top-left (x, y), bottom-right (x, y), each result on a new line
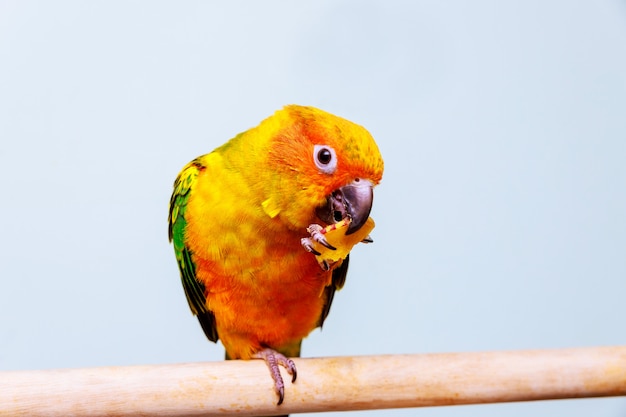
top-left (168, 105), bottom-right (383, 405)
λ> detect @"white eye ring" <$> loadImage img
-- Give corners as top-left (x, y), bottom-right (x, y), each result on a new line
top-left (313, 145), bottom-right (337, 174)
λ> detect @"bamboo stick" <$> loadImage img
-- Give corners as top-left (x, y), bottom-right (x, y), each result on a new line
top-left (1, 346), bottom-right (625, 417)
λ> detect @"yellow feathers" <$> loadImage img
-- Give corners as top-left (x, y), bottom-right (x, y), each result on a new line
top-left (169, 104), bottom-right (384, 405)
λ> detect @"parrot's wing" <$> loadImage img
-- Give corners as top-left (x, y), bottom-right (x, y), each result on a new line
top-left (168, 159), bottom-right (219, 343)
top-left (318, 254), bottom-right (349, 328)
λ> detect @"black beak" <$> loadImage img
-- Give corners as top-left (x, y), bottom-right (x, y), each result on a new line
top-left (316, 179), bottom-right (374, 235)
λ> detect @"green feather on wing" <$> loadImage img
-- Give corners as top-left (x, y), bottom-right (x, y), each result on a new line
top-left (168, 158), bottom-right (219, 343)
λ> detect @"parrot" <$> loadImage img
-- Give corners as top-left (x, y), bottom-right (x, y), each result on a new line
top-left (168, 105), bottom-right (384, 406)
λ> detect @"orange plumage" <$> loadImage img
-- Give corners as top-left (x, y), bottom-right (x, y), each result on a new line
top-left (168, 105), bottom-right (383, 404)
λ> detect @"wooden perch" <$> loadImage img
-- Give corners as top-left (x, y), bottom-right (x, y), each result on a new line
top-left (1, 346), bottom-right (625, 416)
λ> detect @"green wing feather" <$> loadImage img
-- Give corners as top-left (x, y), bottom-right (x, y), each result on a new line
top-left (168, 158), bottom-right (219, 343)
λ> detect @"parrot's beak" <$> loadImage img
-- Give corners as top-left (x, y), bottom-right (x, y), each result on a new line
top-left (316, 178), bottom-right (374, 235)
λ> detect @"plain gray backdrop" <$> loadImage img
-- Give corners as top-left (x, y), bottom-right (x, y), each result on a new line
top-left (1, 1), bottom-right (625, 416)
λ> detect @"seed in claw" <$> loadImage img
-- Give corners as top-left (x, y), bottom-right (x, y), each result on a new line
top-left (300, 217), bottom-right (372, 271)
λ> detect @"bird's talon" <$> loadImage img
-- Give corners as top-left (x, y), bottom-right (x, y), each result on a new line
top-left (305, 224), bottom-right (337, 251)
top-left (253, 348), bottom-right (297, 406)
top-left (277, 388), bottom-right (284, 406)
top-left (361, 235), bottom-right (373, 243)
top-left (319, 237), bottom-right (337, 251)
top-left (300, 237), bottom-right (322, 256)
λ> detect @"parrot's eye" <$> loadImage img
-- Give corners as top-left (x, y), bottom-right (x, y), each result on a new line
top-left (313, 145), bottom-right (337, 174)
top-left (317, 148), bottom-right (332, 164)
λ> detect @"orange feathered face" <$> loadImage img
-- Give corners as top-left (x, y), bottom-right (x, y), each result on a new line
top-left (266, 106), bottom-right (384, 234)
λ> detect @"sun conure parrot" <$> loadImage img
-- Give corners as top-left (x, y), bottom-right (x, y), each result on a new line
top-left (168, 105), bottom-right (384, 406)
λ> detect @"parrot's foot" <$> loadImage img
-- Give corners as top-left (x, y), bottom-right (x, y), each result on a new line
top-left (253, 348), bottom-right (297, 406)
top-left (300, 223), bottom-right (336, 256)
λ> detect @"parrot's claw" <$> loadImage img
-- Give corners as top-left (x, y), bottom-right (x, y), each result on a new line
top-left (253, 348), bottom-right (297, 406)
top-left (306, 224), bottom-right (337, 250)
top-left (361, 235), bottom-right (373, 243)
top-left (300, 237), bottom-right (322, 256)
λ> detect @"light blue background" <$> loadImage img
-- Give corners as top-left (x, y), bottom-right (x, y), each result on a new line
top-left (1, 1), bottom-right (625, 416)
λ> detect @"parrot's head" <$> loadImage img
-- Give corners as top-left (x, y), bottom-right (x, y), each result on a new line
top-left (259, 105), bottom-right (384, 235)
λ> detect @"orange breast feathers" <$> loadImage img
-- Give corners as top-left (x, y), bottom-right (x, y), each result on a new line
top-left (183, 155), bottom-right (335, 359)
